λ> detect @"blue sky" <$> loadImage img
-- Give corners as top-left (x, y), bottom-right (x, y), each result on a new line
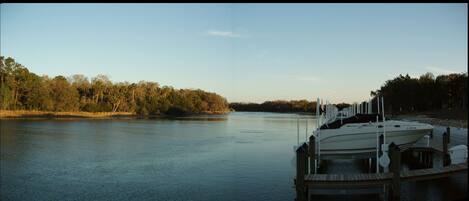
top-left (1, 3), bottom-right (467, 103)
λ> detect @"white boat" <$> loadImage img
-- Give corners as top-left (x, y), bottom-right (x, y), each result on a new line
top-left (314, 114), bottom-right (433, 154)
top-left (312, 98), bottom-right (433, 155)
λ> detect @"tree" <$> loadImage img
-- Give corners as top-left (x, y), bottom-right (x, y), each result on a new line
top-left (50, 76), bottom-right (79, 111)
top-left (371, 72), bottom-right (468, 113)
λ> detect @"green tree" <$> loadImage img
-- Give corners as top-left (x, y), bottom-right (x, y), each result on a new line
top-left (50, 76), bottom-right (79, 111)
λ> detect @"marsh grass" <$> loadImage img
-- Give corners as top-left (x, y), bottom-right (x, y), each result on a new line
top-left (0, 110), bottom-right (135, 118)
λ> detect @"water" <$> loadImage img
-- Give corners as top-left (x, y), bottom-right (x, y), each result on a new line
top-left (1, 112), bottom-right (314, 201)
top-left (1, 112), bottom-right (466, 201)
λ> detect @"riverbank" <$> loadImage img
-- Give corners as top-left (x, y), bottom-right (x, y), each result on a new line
top-left (0, 110), bottom-right (136, 119)
top-left (230, 110), bottom-right (314, 115)
top-left (0, 110), bottom-right (230, 119)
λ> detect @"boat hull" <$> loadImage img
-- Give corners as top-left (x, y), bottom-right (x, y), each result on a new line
top-left (315, 120), bottom-right (433, 155)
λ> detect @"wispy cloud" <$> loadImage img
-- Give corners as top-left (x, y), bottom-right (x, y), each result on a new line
top-left (207, 30), bottom-right (242, 38)
top-left (425, 66), bottom-right (458, 74)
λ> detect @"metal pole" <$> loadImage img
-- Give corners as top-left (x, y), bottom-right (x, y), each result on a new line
top-left (305, 118), bottom-right (308, 141)
top-left (316, 98), bottom-right (320, 128)
top-left (297, 116), bottom-right (299, 145)
top-left (377, 96), bottom-right (380, 115)
top-left (327, 102), bottom-right (329, 120)
top-left (315, 98), bottom-right (320, 172)
top-left (381, 97), bottom-right (386, 144)
top-left (376, 115), bottom-right (379, 173)
top-left (366, 101), bottom-right (368, 114)
top-left (369, 99), bottom-right (372, 114)
top-left (364, 102), bottom-right (366, 114)
top-left (317, 100), bottom-right (323, 167)
top-left (317, 129), bottom-right (320, 167)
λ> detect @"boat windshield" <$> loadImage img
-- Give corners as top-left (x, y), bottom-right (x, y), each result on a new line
top-left (319, 113), bottom-right (383, 129)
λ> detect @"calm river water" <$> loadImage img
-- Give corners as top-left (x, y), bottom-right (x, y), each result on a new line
top-left (1, 112), bottom-right (313, 201)
top-left (1, 112), bottom-right (467, 201)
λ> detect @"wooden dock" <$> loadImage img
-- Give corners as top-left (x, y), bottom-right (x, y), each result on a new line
top-left (412, 126), bottom-right (466, 153)
top-left (294, 127), bottom-right (468, 201)
top-left (303, 163), bottom-right (466, 186)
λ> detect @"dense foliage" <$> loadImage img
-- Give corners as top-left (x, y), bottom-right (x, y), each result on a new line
top-left (230, 100), bottom-right (318, 113)
top-left (371, 72), bottom-right (468, 113)
top-left (0, 56), bottom-right (230, 115)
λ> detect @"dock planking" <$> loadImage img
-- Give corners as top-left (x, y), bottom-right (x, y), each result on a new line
top-left (305, 163), bottom-right (466, 185)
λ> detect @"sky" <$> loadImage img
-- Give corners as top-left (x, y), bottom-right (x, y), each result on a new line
top-left (1, 3), bottom-right (467, 103)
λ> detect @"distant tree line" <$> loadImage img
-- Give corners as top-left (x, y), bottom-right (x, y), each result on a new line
top-left (230, 100), bottom-right (353, 113)
top-left (231, 72), bottom-right (468, 115)
top-left (230, 100), bottom-right (318, 113)
top-left (0, 56), bottom-right (230, 115)
top-left (371, 72), bottom-right (468, 113)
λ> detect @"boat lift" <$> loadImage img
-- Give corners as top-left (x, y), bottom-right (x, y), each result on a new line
top-left (310, 96), bottom-right (390, 173)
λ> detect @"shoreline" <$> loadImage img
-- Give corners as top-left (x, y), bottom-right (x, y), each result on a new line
top-left (0, 110), bottom-right (137, 119)
top-left (391, 114), bottom-right (467, 128)
top-left (2, 110), bottom-right (467, 128)
top-left (0, 110), bottom-right (230, 119)
top-left (231, 110), bottom-right (315, 115)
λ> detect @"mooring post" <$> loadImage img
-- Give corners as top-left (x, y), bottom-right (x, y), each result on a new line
top-left (446, 127), bottom-right (451, 144)
top-left (443, 131), bottom-right (451, 166)
top-left (296, 143), bottom-right (308, 201)
top-left (389, 142), bottom-right (401, 201)
top-left (309, 135), bottom-right (316, 174)
top-left (379, 134), bottom-right (384, 172)
top-left (428, 151), bottom-right (433, 168)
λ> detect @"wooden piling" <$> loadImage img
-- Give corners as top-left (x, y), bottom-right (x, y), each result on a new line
top-left (446, 127), bottom-right (451, 144)
top-left (296, 143), bottom-right (308, 201)
top-left (426, 151), bottom-right (433, 168)
top-left (308, 135), bottom-right (316, 174)
top-left (389, 142), bottom-right (401, 201)
top-left (443, 131), bottom-right (451, 166)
